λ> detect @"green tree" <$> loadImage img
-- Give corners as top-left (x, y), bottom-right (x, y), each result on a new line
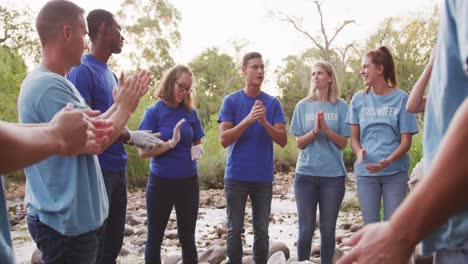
top-left (0, 3), bottom-right (40, 63)
top-left (116, 0), bottom-right (181, 80)
top-left (364, 7), bottom-right (439, 93)
top-left (0, 44), bottom-right (27, 123)
top-left (189, 47), bottom-right (244, 124)
top-left (275, 52), bottom-right (314, 122)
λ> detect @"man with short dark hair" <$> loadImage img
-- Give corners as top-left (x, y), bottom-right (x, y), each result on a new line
top-left (67, 9), bottom-right (158, 264)
top-left (218, 52), bottom-right (287, 264)
top-left (17, 1), bottom-right (152, 263)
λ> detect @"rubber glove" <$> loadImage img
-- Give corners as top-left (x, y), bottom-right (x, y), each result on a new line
top-left (168, 119), bottom-right (186, 148)
top-left (191, 144), bottom-right (204, 160)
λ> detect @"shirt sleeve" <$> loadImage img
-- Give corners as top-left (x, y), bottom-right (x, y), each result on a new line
top-left (399, 95), bottom-right (419, 134)
top-left (289, 101), bottom-right (303, 136)
top-left (138, 105), bottom-right (157, 133)
top-left (339, 100), bottom-right (351, 137)
top-left (346, 94), bottom-right (360, 125)
top-left (272, 98), bottom-right (287, 125)
top-left (452, 0), bottom-right (468, 75)
top-left (191, 110), bottom-right (205, 142)
top-left (37, 80), bottom-right (86, 122)
top-left (67, 65), bottom-right (94, 106)
top-left (217, 95), bottom-right (234, 123)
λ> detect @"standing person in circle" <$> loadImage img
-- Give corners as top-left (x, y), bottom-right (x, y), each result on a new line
top-left (346, 46), bottom-right (419, 224)
top-left (67, 9), bottom-right (158, 264)
top-left (217, 52), bottom-right (287, 264)
top-left (289, 61), bottom-right (350, 264)
top-left (138, 65), bottom-right (205, 264)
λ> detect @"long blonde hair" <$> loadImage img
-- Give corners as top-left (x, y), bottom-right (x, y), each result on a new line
top-left (154, 65), bottom-right (195, 111)
top-left (305, 61), bottom-right (340, 103)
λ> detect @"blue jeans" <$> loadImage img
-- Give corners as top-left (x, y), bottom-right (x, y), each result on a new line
top-left (434, 240), bottom-right (468, 264)
top-left (224, 179), bottom-right (273, 264)
top-left (294, 174), bottom-right (345, 263)
top-left (96, 170), bottom-right (127, 264)
top-left (145, 173), bottom-right (199, 264)
top-left (356, 172), bottom-right (408, 224)
top-left (27, 215), bottom-right (101, 264)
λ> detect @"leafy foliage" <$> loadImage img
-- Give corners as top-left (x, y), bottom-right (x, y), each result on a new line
top-left (189, 48), bottom-right (244, 125)
top-left (0, 46), bottom-right (27, 122)
top-left (363, 7), bottom-right (439, 93)
top-left (116, 0), bottom-right (181, 80)
top-left (0, 3), bottom-right (40, 64)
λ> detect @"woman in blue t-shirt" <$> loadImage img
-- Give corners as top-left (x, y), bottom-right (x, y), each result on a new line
top-left (347, 47), bottom-right (418, 224)
top-left (290, 61), bottom-right (350, 264)
top-left (138, 65), bottom-right (205, 264)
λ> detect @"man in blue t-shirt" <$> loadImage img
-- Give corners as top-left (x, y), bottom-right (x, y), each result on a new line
top-left (17, 1), bottom-right (151, 263)
top-left (0, 106), bottom-right (113, 264)
top-left (337, 0), bottom-right (468, 263)
top-left (218, 52), bottom-right (287, 264)
top-left (67, 9), bottom-right (158, 264)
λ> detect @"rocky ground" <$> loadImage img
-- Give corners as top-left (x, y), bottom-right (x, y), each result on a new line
top-left (7, 172), bottom-right (366, 264)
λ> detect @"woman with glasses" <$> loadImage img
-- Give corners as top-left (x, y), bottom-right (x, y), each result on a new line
top-left (138, 65), bottom-right (205, 264)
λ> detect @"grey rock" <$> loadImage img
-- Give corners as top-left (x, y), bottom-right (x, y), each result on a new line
top-left (198, 246), bottom-right (226, 264)
top-left (163, 254), bottom-right (182, 264)
top-left (124, 225), bottom-right (135, 236)
top-left (31, 248), bottom-right (42, 264)
top-left (269, 241), bottom-right (290, 260)
top-left (267, 251), bottom-right (286, 264)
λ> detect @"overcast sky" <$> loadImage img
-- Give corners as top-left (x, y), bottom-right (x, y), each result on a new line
top-left (10, 0), bottom-right (439, 94)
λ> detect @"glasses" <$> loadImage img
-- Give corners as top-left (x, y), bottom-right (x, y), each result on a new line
top-left (176, 82), bottom-right (192, 94)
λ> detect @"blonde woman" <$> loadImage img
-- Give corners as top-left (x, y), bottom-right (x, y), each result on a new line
top-left (289, 61), bottom-right (350, 263)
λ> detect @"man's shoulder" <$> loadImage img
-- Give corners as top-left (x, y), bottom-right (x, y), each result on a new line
top-left (68, 63), bottom-right (94, 80)
top-left (225, 89), bottom-right (243, 98)
top-left (22, 68), bottom-right (70, 96)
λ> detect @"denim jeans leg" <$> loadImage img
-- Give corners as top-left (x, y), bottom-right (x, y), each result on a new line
top-left (96, 170), bottom-right (127, 264)
top-left (356, 176), bottom-right (382, 224)
top-left (294, 174), bottom-right (319, 261)
top-left (224, 179), bottom-right (248, 264)
top-left (27, 214), bottom-right (100, 264)
top-left (381, 172), bottom-right (408, 221)
top-left (434, 240), bottom-right (468, 264)
top-left (145, 175), bottom-right (175, 264)
top-left (63, 228), bottom-right (101, 264)
top-left (318, 177), bottom-right (345, 264)
top-left (250, 181), bottom-right (272, 264)
top-left (174, 176), bottom-right (199, 264)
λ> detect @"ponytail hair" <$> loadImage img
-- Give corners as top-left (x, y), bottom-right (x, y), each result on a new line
top-left (364, 46), bottom-right (397, 92)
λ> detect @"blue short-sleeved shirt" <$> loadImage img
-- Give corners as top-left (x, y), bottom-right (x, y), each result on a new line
top-left (217, 90), bottom-right (286, 182)
top-left (420, 0), bottom-right (468, 255)
top-left (17, 67), bottom-right (108, 236)
top-left (346, 88), bottom-right (418, 176)
top-left (138, 101), bottom-right (204, 179)
top-left (0, 177), bottom-right (15, 264)
top-left (290, 99), bottom-right (350, 177)
top-left (68, 54), bottom-right (127, 171)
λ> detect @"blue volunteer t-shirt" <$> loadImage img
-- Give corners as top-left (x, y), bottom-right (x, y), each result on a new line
top-left (67, 54), bottom-right (127, 171)
top-left (346, 88), bottom-right (418, 176)
top-left (139, 100), bottom-right (204, 179)
top-left (0, 177), bottom-right (15, 264)
top-left (217, 90), bottom-right (286, 182)
top-left (420, 0), bottom-right (468, 255)
top-left (17, 67), bottom-right (109, 236)
top-left (290, 99), bottom-right (350, 177)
